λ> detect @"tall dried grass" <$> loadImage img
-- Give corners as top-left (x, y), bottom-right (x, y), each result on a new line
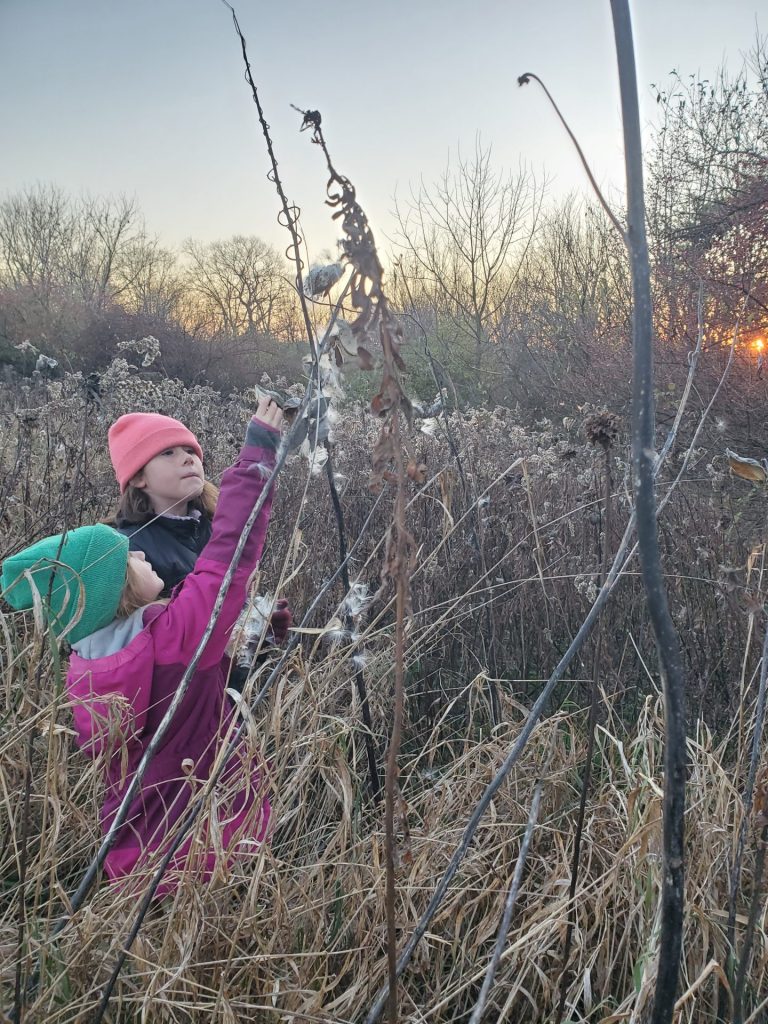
top-left (1, 358), bottom-right (766, 1021)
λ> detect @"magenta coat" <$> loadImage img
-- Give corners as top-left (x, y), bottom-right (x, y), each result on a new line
top-left (67, 430), bottom-right (277, 891)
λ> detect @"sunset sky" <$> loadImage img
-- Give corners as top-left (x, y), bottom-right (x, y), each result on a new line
top-left (1, 0), bottom-right (763, 261)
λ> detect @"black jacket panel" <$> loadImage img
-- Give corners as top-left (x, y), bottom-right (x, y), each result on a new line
top-left (116, 514), bottom-right (213, 597)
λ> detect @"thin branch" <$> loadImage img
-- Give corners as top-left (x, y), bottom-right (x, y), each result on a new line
top-left (467, 728), bottom-right (556, 1024)
top-left (221, 0), bottom-right (318, 357)
top-left (517, 72), bottom-right (627, 243)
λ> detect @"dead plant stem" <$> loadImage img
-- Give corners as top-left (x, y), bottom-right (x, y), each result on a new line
top-left (611, 4), bottom-right (687, 1020)
top-left (468, 728), bottom-right (557, 1024)
top-left (555, 437), bottom-right (614, 1023)
top-left (324, 444), bottom-right (382, 802)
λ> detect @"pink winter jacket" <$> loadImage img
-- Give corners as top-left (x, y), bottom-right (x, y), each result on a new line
top-left (67, 424), bottom-right (278, 890)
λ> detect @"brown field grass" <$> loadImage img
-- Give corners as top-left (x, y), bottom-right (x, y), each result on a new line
top-left (1, 356), bottom-right (767, 1022)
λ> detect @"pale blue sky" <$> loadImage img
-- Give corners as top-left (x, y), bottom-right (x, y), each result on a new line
top-left (0, 0), bottom-right (763, 259)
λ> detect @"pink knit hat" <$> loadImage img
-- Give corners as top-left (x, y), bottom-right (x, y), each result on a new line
top-left (108, 413), bottom-right (204, 493)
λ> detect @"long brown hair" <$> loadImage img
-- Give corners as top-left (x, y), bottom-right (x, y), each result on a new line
top-left (115, 479), bottom-right (219, 525)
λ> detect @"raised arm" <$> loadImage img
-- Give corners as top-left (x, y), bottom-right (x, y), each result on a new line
top-left (151, 399), bottom-right (283, 668)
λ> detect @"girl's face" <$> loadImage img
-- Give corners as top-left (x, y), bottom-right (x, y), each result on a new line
top-left (127, 551), bottom-right (164, 603)
top-left (129, 445), bottom-right (205, 515)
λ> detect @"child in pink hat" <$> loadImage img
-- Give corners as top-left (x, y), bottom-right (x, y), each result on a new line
top-left (109, 412), bottom-right (216, 595)
top-left (108, 412), bottom-right (292, 675)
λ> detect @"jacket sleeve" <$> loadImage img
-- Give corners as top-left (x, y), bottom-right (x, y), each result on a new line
top-left (67, 635), bottom-right (155, 757)
top-left (149, 427), bottom-right (279, 669)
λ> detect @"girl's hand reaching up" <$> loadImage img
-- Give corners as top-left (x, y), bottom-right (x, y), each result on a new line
top-left (254, 396), bottom-right (283, 433)
top-left (245, 398), bottom-right (283, 452)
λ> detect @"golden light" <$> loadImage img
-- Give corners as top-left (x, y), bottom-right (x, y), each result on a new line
top-left (755, 338), bottom-right (765, 351)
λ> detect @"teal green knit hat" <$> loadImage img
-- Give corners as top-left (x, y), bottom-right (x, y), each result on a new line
top-left (1, 525), bottom-right (130, 643)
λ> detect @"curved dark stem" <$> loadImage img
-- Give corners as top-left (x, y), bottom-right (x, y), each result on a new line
top-left (610, 4), bottom-right (687, 1023)
top-left (222, 0), bottom-right (317, 358)
top-left (517, 72), bottom-right (626, 242)
top-left (555, 442), bottom-right (613, 1024)
top-left (323, 442), bottom-right (382, 801)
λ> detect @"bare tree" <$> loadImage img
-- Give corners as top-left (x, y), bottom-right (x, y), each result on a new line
top-left (0, 185), bottom-right (154, 313)
top-left (522, 195), bottom-right (630, 340)
top-left (182, 235), bottom-right (294, 339)
top-left (118, 237), bottom-right (184, 322)
top-left (0, 185), bottom-right (74, 310)
top-left (392, 140), bottom-right (542, 396)
top-left (647, 37), bottom-right (768, 325)
top-left (68, 194), bottom-right (143, 309)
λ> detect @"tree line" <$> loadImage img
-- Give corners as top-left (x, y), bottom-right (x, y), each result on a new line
top-left (1, 39), bottom-right (766, 410)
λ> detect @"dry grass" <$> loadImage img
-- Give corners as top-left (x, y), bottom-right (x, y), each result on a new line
top-left (1, 358), bottom-right (767, 1022)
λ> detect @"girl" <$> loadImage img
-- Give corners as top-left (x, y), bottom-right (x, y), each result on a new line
top-left (1, 397), bottom-right (282, 890)
top-left (108, 410), bottom-right (291, 677)
top-left (109, 410), bottom-right (226, 596)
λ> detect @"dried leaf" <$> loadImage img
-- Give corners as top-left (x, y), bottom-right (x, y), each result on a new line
top-left (743, 591), bottom-right (765, 615)
top-left (754, 765), bottom-right (768, 828)
top-left (357, 345), bottom-right (375, 370)
top-left (726, 448), bottom-right (768, 482)
top-left (371, 392), bottom-right (393, 417)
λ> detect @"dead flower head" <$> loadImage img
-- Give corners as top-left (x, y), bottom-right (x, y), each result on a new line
top-left (584, 410), bottom-right (621, 449)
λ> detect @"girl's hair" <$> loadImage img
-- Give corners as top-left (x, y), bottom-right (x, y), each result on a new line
top-left (116, 559), bottom-right (170, 618)
top-left (116, 479), bottom-right (219, 524)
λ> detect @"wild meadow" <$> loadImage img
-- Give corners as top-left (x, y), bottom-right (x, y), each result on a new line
top-left (1, 13), bottom-right (768, 1024)
top-left (0, 334), bottom-right (766, 1022)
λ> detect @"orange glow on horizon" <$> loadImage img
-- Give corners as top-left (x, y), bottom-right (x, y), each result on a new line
top-left (755, 338), bottom-right (765, 351)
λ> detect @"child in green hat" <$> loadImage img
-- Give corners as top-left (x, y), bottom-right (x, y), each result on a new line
top-left (1, 396), bottom-right (282, 894)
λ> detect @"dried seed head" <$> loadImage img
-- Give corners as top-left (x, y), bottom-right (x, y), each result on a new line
top-left (584, 410), bottom-right (621, 449)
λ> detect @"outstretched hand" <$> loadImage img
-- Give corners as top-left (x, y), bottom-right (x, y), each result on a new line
top-left (254, 396), bottom-right (283, 432)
